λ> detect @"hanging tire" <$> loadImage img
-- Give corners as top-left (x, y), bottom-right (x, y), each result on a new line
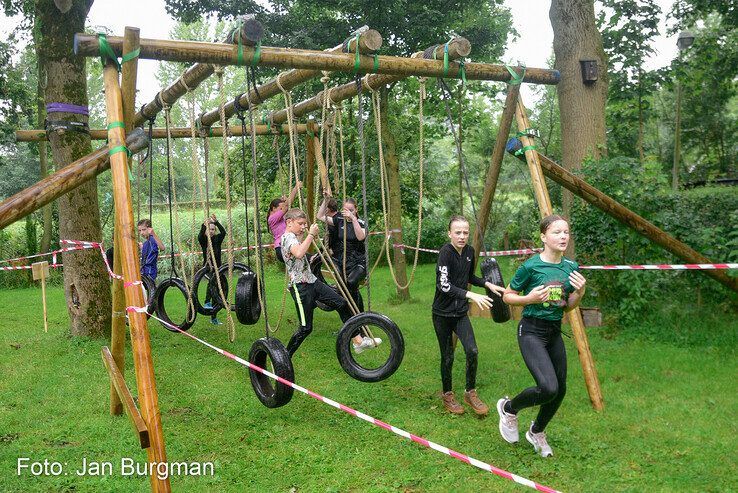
top-left (192, 267), bottom-right (219, 316)
top-left (336, 312), bottom-right (404, 383)
top-left (153, 277), bottom-right (197, 332)
top-left (141, 275), bottom-right (157, 318)
top-left (235, 269), bottom-right (261, 325)
top-left (248, 337), bottom-right (294, 408)
top-left (211, 262), bottom-right (253, 309)
top-left (480, 258), bottom-right (511, 323)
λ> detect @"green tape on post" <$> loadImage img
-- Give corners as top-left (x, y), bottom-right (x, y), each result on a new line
top-left (251, 41), bottom-right (261, 67)
top-left (121, 48), bottom-right (140, 64)
top-left (97, 33), bottom-right (121, 72)
top-left (505, 64), bottom-right (526, 85)
top-left (108, 145), bottom-right (130, 157)
top-left (107, 121), bottom-right (125, 130)
top-left (353, 33), bottom-right (361, 74)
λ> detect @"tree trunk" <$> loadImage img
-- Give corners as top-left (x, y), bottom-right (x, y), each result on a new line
top-left (550, 0), bottom-right (608, 252)
top-left (37, 60), bottom-right (53, 253)
top-left (380, 87), bottom-right (410, 300)
top-left (36, 0), bottom-right (111, 338)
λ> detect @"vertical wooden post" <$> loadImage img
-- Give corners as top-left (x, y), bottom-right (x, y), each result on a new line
top-left (110, 26), bottom-right (141, 417)
top-left (103, 62), bottom-right (170, 492)
top-left (515, 96), bottom-right (604, 412)
top-left (471, 82), bottom-right (521, 267)
top-left (305, 123), bottom-right (316, 222)
top-left (32, 261), bottom-right (50, 333)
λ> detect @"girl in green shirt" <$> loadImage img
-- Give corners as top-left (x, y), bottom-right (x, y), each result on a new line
top-left (495, 215), bottom-right (587, 457)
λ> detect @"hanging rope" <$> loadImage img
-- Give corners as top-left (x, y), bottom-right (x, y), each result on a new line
top-left (243, 83), bottom-right (278, 336)
top-left (276, 73), bottom-right (304, 210)
top-left (368, 80), bottom-right (425, 291)
top-left (437, 78), bottom-right (487, 253)
top-left (216, 67), bottom-right (237, 341)
top-left (356, 76), bottom-right (371, 311)
top-left (163, 104), bottom-right (196, 322)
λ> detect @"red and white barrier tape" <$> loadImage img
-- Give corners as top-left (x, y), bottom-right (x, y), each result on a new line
top-left (394, 244), bottom-right (543, 257)
top-left (581, 263), bottom-right (738, 270)
top-left (126, 303), bottom-right (560, 493)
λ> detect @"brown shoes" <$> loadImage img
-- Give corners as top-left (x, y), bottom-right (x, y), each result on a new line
top-left (441, 391), bottom-right (465, 415)
top-left (464, 389), bottom-right (489, 416)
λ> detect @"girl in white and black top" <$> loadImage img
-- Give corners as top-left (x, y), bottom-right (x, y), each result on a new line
top-left (432, 215), bottom-right (505, 416)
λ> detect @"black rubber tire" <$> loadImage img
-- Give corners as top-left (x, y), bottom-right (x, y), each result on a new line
top-left (248, 337), bottom-right (294, 408)
top-left (140, 275), bottom-right (157, 318)
top-left (211, 262), bottom-right (252, 308)
top-left (480, 258), bottom-right (511, 323)
top-left (235, 269), bottom-right (261, 325)
top-left (336, 312), bottom-right (404, 383)
top-left (153, 277), bottom-right (197, 332)
top-left (192, 267), bottom-right (219, 316)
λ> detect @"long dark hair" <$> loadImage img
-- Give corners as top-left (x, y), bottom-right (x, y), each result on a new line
top-left (268, 197), bottom-right (285, 215)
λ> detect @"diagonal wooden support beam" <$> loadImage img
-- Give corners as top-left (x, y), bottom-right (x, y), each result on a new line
top-left (506, 140), bottom-right (738, 294)
top-left (267, 38), bottom-right (472, 125)
top-left (102, 346), bottom-right (150, 449)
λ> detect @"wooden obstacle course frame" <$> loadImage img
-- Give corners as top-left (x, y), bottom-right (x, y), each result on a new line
top-left (102, 346), bottom-right (150, 449)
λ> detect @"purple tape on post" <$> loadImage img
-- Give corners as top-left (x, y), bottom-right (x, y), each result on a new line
top-left (46, 103), bottom-right (89, 116)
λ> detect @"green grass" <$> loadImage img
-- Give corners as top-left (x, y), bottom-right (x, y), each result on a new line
top-left (1, 262), bottom-right (736, 492)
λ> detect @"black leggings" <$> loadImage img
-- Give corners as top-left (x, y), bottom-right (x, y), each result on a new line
top-left (286, 281), bottom-right (352, 356)
top-left (432, 314), bottom-right (478, 393)
top-left (508, 317), bottom-right (567, 433)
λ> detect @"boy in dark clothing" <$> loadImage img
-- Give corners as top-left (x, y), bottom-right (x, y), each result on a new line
top-left (198, 214), bottom-right (226, 325)
top-left (137, 219), bottom-right (165, 280)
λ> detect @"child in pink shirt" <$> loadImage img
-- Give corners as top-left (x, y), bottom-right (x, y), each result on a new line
top-left (267, 181), bottom-right (302, 263)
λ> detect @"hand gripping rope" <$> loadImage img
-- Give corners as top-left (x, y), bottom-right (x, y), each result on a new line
top-left (124, 297), bottom-right (561, 493)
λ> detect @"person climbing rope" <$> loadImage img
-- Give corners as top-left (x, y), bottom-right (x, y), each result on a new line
top-left (496, 214), bottom-right (587, 458)
top-left (432, 215), bottom-right (504, 416)
top-left (199, 214), bottom-right (226, 325)
top-left (281, 208), bottom-right (381, 357)
top-left (317, 193), bottom-right (367, 312)
top-left (267, 181), bottom-right (302, 263)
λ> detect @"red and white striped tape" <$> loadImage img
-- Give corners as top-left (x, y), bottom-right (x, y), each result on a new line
top-left (394, 244), bottom-right (543, 257)
top-left (0, 263), bottom-right (63, 272)
top-left (580, 263), bottom-right (738, 270)
top-left (126, 303), bottom-right (560, 493)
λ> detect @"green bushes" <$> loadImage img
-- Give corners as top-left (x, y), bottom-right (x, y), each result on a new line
top-left (571, 156), bottom-right (738, 333)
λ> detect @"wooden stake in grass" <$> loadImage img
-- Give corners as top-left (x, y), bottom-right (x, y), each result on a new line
top-left (31, 261), bottom-right (50, 333)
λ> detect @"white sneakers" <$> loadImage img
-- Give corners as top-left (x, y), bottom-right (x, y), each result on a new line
top-left (497, 399), bottom-right (554, 457)
top-left (526, 423), bottom-right (553, 457)
top-left (496, 398), bottom-right (519, 443)
top-left (353, 337), bottom-right (383, 354)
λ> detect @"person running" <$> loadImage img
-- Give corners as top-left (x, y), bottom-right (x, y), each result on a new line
top-left (198, 214), bottom-right (226, 325)
top-left (432, 215), bottom-right (505, 416)
top-left (496, 214), bottom-right (587, 457)
top-left (267, 181), bottom-right (302, 263)
top-left (317, 195), bottom-right (367, 312)
top-left (137, 219), bottom-right (165, 280)
top-left (281, 208), bottom-right (381, 357)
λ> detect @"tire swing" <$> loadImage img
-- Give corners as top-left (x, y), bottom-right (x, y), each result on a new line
top-left (240, 78), bottom-right (293, 407)
top-left (191, 267), bottom-right (218, 316)
top-left (153, 104), bottom-right (197, 333)
top-left (480, 258), bottom-right (511, 323)
top-left (321, 78), bottom-right (404, 382)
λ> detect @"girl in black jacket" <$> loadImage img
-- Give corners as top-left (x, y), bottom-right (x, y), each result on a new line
top-left (432, 215), bottom-right (505, 416)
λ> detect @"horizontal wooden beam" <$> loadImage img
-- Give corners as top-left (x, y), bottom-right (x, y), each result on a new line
top-left (74, 34), bottom-right (560, 85)
top-left (101, 346), bottom-right (150, 449)
top-left (0, 129), bottom-right (148, 229)
top-left (16, 123), bottom-right (309, 142)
